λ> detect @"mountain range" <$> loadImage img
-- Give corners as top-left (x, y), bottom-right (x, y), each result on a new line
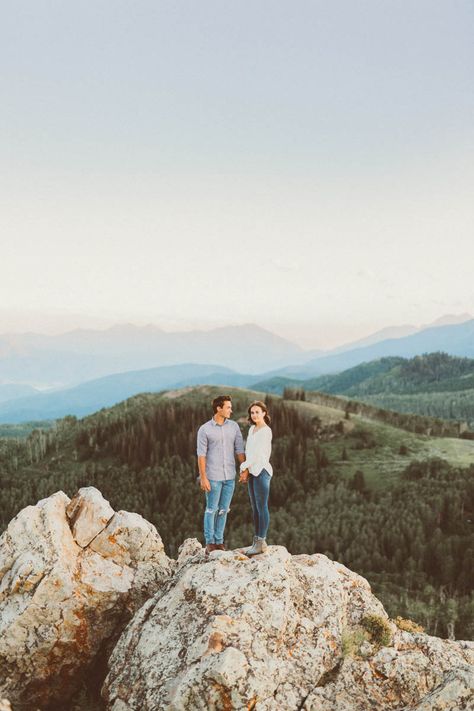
top-left (329, 313), bottom-right (472, 353)
top-left (267, 317), bottom-right (474, 379)
top-left (0, 315), bottom-right (474, 422)
top-left (0, 323), bottom-right (306, 387)
top-left (0, 363), bottom-right (261, 423)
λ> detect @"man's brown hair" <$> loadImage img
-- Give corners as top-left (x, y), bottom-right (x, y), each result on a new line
top-left (212, 395), bottom-right (232, 413)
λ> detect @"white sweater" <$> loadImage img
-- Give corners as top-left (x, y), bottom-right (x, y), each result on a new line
top-left (240, 425), bottom-right (273, 477)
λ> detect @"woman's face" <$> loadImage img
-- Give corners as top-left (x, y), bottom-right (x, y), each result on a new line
top-left (250, 406), bottom-right (265, 425)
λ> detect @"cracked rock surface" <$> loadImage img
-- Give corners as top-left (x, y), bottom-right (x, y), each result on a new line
top-left (103, 544), bottom-right (474, 711)
top-left (0, 487), bottom-right (172, 709)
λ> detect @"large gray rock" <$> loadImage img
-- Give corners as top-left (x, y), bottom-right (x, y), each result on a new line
top-left (408, 664), bottom-right (474, 710)
top-left (304, 637), bottom-right (474, 710)
top-left (103, 545), bottom-right (474, 711)
top-left (0, 487), bottom-right (172, 709)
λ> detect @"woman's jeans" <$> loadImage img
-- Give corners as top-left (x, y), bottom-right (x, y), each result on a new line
top-left (204, 479), bottom-right (235, 544)
top-left (248, 469), bottom-right (271, 539)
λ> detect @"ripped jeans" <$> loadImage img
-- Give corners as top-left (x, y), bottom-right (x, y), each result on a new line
top-left (204, 479), bottom-right (236, 545)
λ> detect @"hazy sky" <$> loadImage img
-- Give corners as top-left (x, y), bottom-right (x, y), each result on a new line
top-left (1, 1), bottom-right (473, 348)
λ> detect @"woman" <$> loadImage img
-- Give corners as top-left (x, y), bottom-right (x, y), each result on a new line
top-left (239, 400), bottom-right (273, 556)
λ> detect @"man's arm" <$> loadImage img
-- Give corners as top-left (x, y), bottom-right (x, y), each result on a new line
top-left (197, 426), bottom-right (211, 492)
top-left (198, 455), bottom-right (211, 492)
top-left (235, 426), bottom-right (247, 482)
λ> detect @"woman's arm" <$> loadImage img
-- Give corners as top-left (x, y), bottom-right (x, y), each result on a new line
top-left (240, 427), bottom-right (272, 473)
top-left (252, 427), bottom-right (272, 473)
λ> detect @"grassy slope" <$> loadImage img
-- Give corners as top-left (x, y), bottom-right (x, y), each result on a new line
top-left (281, 398), bottom-right (474, 489)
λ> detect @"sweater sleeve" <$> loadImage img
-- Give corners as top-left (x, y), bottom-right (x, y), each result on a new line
top-left (239, 426), bottom-right (253, 471)
top-left (240, 427), bottom-right (272, 473)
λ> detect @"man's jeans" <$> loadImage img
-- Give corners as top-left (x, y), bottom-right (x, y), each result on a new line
top-left (204, 479), bottom-right (235, 544)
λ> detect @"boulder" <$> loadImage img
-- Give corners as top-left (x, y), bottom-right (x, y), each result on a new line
top-left (408, 664), bottom-right (474, 710)
top-left (66, 485), bottom-right (115, 547)
top-left (103, 546), bottom-right (474, 711)
top-left (176, 537), bottom-right (203, 567)
top-left (0, 487), bottom-right (172, 709)
top-left (304, 637), bottom-right (474, 710)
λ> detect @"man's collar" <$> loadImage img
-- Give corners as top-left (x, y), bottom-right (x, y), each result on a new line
top-left (211, 416), bottom-right (228, 426)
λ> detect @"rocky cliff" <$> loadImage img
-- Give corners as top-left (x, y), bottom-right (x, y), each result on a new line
top-left (1, 490), bottom-right (473, 710)
top-left (0, 487), bottom-right (171, 708)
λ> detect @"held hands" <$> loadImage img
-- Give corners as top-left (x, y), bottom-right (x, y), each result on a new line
top-left (239, 469), bottom-right (249, 483)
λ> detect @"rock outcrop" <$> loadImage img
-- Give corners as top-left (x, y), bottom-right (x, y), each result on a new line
top-left (0, 487), bottom-right (172, 709)
top-left (103, 545), bottom-right (474, 711)
top-left (1, 490), bottom-right (473, 711)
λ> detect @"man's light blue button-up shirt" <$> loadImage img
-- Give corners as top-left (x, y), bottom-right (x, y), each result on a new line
top-left (197, 418), bottom-right (245, 481)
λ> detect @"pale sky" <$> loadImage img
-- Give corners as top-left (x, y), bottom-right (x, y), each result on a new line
top-left (1, 1), bottom-right (473, 349)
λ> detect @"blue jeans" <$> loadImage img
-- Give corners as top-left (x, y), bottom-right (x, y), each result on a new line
top-left (204, 479), bottom-right (236, 544)
top-left (248, 469), bottom-right (271, 539)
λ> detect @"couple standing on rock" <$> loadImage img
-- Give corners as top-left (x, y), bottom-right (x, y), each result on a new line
top-left (197, 394), bottom-right (273, 557)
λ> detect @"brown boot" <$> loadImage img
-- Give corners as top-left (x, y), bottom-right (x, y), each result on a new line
top-left (214, 544), bottom-right (226, 551)
top-left (205, 543), bottom-right (217, 556)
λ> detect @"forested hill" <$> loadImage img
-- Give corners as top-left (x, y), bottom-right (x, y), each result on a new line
top-left (1, 385), bottom-right (473, 640)
top-left (254, 353), bottom-right (474, 426)
top-left (318, 352), bottom-right (474, 395)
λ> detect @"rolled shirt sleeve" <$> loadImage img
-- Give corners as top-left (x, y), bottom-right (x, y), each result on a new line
top-left (196, 425), bottom-right (208, 457)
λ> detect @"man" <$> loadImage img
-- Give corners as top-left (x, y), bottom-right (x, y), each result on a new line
top-left (197, 394), bottom-right (245, 555)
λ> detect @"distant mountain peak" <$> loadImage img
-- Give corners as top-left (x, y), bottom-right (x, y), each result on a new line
top-left (105, 323), bottom-right (164, 334)
top-left (423, 313), bottom-right (473, 328)
top-left (331, 324), bottom-right (419, 353)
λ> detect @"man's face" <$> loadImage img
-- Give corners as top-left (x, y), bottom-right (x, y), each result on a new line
top-left (217, 400), bottom-right (232, 419)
